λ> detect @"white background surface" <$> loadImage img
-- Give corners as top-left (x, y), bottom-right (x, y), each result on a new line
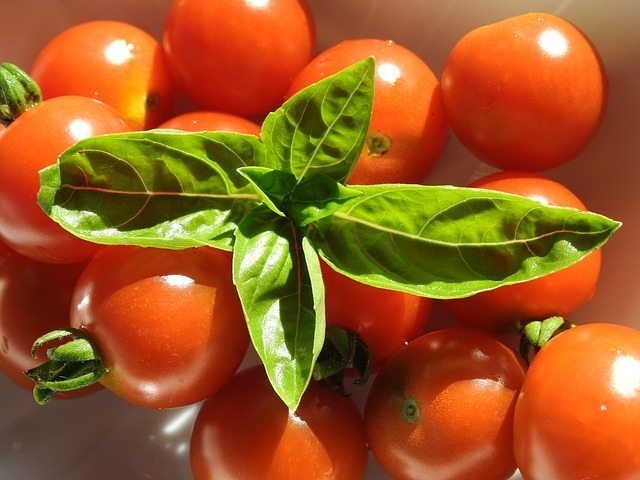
top-left (1, 1), bottom-right (639, 478)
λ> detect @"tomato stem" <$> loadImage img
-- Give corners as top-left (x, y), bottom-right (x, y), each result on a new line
top-left (0, 63), bottom-right (42, 126)
top-left (519, 316), bottom-right (574, 365)
top-left (401, 397), bottom-right (421, 423)
top-left (365, 131), bottom-right (391, 156)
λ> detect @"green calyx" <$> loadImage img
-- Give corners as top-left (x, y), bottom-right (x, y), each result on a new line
top-left (519, 316), bottom-right (574, 365)
top-left (26, 328), bottom-right (106, 404)
top-left (0, 62), bottom-right (42, 126)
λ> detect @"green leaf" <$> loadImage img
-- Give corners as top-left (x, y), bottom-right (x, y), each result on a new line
top-left (233, 206), bottom-right (325, 410)
top-left (237, 166), bottom-right (297, 217)
top-left (39, 130), bottom-right (268, 251)
top-left (310, 184), bottom-right (622, 299)
top-left (261, 57), bottom-right (375, 184)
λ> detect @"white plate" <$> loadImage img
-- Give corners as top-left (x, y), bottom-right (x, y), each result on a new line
top-left (1, 1), bottom-right (639, 479)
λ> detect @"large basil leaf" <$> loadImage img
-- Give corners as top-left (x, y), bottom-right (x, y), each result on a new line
top-left (261, 57), bottom-right (374, 184)
top-left (310, 184), bottom-right (621, 299)
top-left (38, 130), bottom-right (268, 250)
top-left (233, 205), bottom-right (325, 410)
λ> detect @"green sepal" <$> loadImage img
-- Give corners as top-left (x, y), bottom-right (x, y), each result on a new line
top-left (519, 316), bottom-right (574, 365)
top-left (0, 62), bottom-right (42, 125)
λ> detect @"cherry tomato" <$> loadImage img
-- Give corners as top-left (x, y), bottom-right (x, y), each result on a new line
top-left (190, 365), bottom-right (368, 480)
top-left (30, 20), bottom-right (176, 130)
top-left (364, 328), bottom-right (525, 480)
top-left (444, 171), bottom-right (601, 331)
top-left (70, 245), bottom-right (248, 408)
top-left (163, 0), bottom-right (315, 118)
top-left (0, 240), bottom-right (96, 397)
top-left (514, 323), bottom-right (640, 479)
top-left (441, 12), bottom-right (607, 170)
top-left (0, 95), bottom-right (132, 264)
top-left (287, 38), bottom-right (448, 185)
top-left (321, 261), bottom-right (431, 369)
top-left (158, 110), bottom-right (260, 135)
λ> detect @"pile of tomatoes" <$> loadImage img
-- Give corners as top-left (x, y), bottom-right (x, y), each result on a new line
top-left (0, 1), bottom-right (638, 479)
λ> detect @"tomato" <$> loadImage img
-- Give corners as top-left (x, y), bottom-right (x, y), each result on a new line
top-left (0, 95), bottom-right (132, 264)
top-left (444, 171), bottom-right (601, 331)
top-left (0, 240), bottom-right (96, 397)
top-left (163, 0), bottom-right (315, 118)
top-left (190, 365), bottom-right (367, 480)
top-left (158, 110), bottom-right (261, 135)
top-left (69, 245), bottom-right (248, 408)
top-left (30, 20), bottom-right (176, 130)
top-left (441, 12), bottom-right (607, 170)
top-left (287, 38), bottom-right (448, 185)
top-left (321, 261), bottom-right (431, 369)
top-left (364, 328), bottom-right (526, 480)
top-left (514, 323), bottom-right (640, 479)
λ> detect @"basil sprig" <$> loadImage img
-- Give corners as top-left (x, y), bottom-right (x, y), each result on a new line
top-left (38, 57), bottom-right (621, 410)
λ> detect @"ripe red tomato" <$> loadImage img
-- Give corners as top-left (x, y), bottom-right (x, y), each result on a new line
top-left (514, 323), bottom-right (640, 479)
top-left (30, 20), bottom-right (176, 130)
top-left (444, 171), bottom-right (601, 331)
top-left (0, 240), bottom-right (96, 397)
top-left (190, 365), bottom-right (368, 480)
top-left (287, 38), bottom-right (448, 185)
top-left (0, 95), bottom-right (132, 264)
top-left (158, 110), bottom-right (260, 135)
top-left (70, 245), bottom-right (248, 408)
top-left (321, 261), bottom-right (431, 369)
top-left (364, 328), bottom-right (526, 480)
top-left (163, 0), bottom-right (315, 118)
top-left (441, 12), bottom-right (607, 170)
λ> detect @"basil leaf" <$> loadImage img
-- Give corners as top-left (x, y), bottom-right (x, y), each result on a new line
top-left (310, 184), bottom-right (621, 299)
top-left (287, 174), bottom-right (363, 226)
top-left (261, 57), bottom-right (375, 184)
top-left (233, 205), bottom-right (325, 410)
top-left (39, 130), bottom-right (268, 250)
top-left (237, 166), bottom-right (297, 217)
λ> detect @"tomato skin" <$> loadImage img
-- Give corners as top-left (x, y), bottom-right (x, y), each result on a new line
top-left (321, 261), bottom-right (431, 368)
top-left (445, 171), bottom-right (601, 331)
top-left (163, 0), bottom-right (315, 118)
top-left (70, 246), bottom-right (248, 408)
top-left (158, 110), bottom-right (260, 135)
top-left (514, 323), bottom-right (640, 479)
top-left (0, 95), bottom-right (132, 264)
top-left (31, 20), bottom-right (176, 130)
top-left (364, 328), bottom-right (525, 480)
top-left (190, 365), bottom-right (368, 480)
top-left (287, 38), bottom-right (448, 185)
top-left (441, 12), bottom-right (607, 170)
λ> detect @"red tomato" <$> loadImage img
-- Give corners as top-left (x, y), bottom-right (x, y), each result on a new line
top-left (30, 20), bottom-right (176, 130)
top-left (0, 95), bottom-right (132, 264)
top-left (514, 323), bottom-right (640, 479)
top-left (0, 240), bottom-right (96, 397)
top-left (444, 171), bottom-right (601, 331)
top-left (321, 261), bottom-right (431, 369)
top-left (163, 0), bottom-right (315, 118)
top-left (158, 110), bottom-right (260, 135)
top-left (364, 328), bottom-right (525, 480)
top-left (70, 245), bottom-right (248, 408)
top-left (287, 38), bottom-right (448, 185)
top-left (441, 12), bottom-right (607, 170)
top-left (190, 365), bottom-right (368, 480)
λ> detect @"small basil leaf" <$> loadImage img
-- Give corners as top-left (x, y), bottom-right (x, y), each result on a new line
top-left (261, 57), bottom-right (375, 184)
top-left (39, 130), bottom-right (268, 250)
top-left (237, 166), bottom-right (297, 217)
top-left (233, 205), bottom-right (324, 410)
top-left (310, 184), bottom-right (621, 299)
top-left (287, 174), bottom-right (363, 226)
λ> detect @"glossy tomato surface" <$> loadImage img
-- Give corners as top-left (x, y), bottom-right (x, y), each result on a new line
top-left (163, 0), bottom-right (315, 118)
top-left (158, 110), bottom-right (261, 135)
top-left (288, 38), bottom-right (448, 185)
top-left (514, 323), bottom-right (640, 479)
top-left (444, 171), bottom-right (602, 331)
top-left (31, 20), bottom-right (176, 130)
top-left (441, 12), bottom-right (607, 171)
top-left (365, 328), bottom-right (525, 480)
top-left (70, 246), bottom-right (248, 408)
top-left (0, 95), bottom-right (131, 264)
top-left (190, 365), bottom-right (368, 480)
